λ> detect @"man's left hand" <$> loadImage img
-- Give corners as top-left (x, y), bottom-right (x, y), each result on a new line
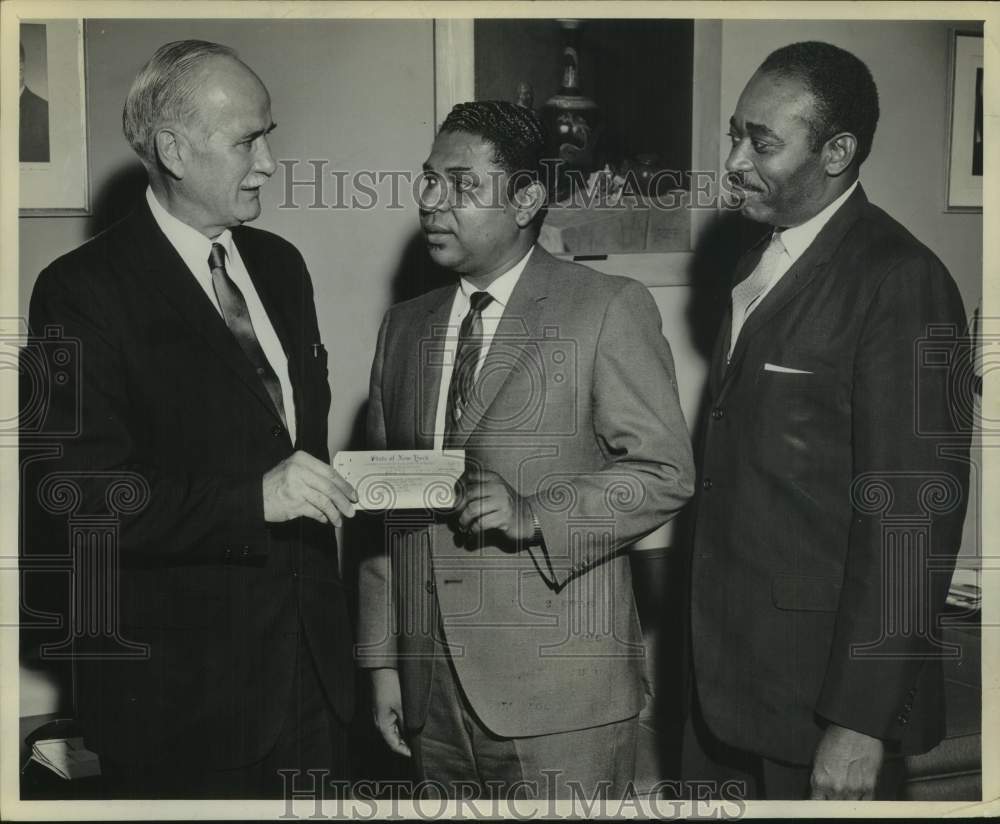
top-left (810, 723), bottom-right (884, 800)
top-left (453, 467), bottom-right (534, 542)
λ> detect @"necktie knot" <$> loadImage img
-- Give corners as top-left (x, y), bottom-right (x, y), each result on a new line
top-left (208, 243), bottom-right (227, 272)
top-left (469, 291), bottom-right (494, 314)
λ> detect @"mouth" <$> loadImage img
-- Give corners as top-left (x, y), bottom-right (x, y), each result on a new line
top-left (728, 176), bottom-right (764, 199)
top-left (422, 227), bottom-right (453, 246)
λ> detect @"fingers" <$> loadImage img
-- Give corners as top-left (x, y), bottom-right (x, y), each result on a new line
top-left (295, 455), bottom-right (358, 518)
top-left (265, 452), bottom-right (358, 524)
top-left (375, 712), bottom-right (412, 758)
top-left (457, 491), bottom-right (502, 531)
top-left (809, 773), bottom-right (874, 800)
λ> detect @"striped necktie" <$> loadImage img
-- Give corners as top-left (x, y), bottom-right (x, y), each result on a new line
top-left (444, 290), bottom-right (494, 446)
top-left (209, 243), bottom-right (287, 429)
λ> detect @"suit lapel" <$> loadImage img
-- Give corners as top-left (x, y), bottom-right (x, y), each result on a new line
top-left (126, 203), bottom-right (285, 426)
top-left (719, 186), bottom-right (869, 392)
top-left (447, 247), bottom-right (549, 448)
top-left (417, 290), bottom-right (455, 449)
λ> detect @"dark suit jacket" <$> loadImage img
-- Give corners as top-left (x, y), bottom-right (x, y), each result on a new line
top-left (20, 86), bottom-right (50, 163)
top-left (358, 246), bottom-right (695, 737)
top-left (24, 200), bottom-right (354, 769)
top-left (689, 186), bottom-right (971, 765)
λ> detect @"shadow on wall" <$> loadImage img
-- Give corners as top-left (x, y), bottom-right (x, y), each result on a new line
top-left (650, 207), bottom-right (764, 782)
top-left (86, 161), bottom-right (149, 239)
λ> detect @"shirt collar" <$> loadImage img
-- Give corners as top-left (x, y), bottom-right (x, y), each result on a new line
top-left (779, 180), bottom-right (859, 262)
top-left (146, 186), bottom-right (233, 270)
top-left (459, 245), bottom-right (535, 308)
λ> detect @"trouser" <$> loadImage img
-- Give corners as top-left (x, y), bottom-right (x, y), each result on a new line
top-left (100, 630), bottom-right (349, 800)
top-left (410, 626), bottom-right (638, 800)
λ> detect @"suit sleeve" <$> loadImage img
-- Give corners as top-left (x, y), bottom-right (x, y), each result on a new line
top-left (26, 262), bottom-right (268, 561)
top-left (526, 280), bottom-right (696, 589)
top-left (814, 255), bottom-right (970, 740)
top-left (355, 309), bottom-right (397, 668)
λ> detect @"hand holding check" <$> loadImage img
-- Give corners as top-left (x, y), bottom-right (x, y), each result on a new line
top-left (263, 451), bottom-right (358, 526)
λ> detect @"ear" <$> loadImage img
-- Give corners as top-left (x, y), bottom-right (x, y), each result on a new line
top-left (511, 180), bottom-right (547, 229)
top-left (153, 127), bottom-right (187, 180)
top-left (823, 132), bottom-right (857, 176)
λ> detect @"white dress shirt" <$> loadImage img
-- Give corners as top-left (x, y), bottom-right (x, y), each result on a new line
top-left (432, 246), bottom-right (535, 449)
top-left (745, 179), bottom-right (860, 316)
top-left (146, 187), bottom-right (297, 443)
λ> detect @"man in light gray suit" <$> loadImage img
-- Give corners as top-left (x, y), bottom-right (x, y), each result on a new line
top-left (358, 101), bottom-right (694, 799)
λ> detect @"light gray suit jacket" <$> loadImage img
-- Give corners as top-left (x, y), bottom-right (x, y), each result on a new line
top-left (357, 245), bottom-right (694, 737)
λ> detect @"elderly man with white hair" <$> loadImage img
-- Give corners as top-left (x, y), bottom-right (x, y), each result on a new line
top-left (25, 39), bottom-right (357, 798)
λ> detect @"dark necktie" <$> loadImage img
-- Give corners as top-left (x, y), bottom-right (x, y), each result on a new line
top-left (208, 243), bottom-right (287, 429)
top-left (444, 290), bottom-right (494, 446)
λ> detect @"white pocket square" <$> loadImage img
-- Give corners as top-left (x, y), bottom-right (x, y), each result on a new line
top-left (764, 363), bottom-right (814, 374)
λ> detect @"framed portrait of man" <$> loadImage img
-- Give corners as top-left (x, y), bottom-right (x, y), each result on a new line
top-left (19, 20), bottom-right (89, 215)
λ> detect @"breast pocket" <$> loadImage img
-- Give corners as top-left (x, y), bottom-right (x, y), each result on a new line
top-left (751, 368), bottom-right (830, 477)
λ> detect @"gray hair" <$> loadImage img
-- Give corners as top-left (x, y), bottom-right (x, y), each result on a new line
top-left (122, 39), bottom-right (237, 164)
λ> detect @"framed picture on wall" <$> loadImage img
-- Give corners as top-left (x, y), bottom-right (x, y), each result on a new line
top-left (945, 30), bottom-right (983, 212)
top-left (19, 20), bottom-right (90, 215)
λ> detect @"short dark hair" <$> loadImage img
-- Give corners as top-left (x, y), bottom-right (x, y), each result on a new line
top-left (439, 100), bottom-right (546, 191)
top-left (760, 41), bottom-right (880, 166)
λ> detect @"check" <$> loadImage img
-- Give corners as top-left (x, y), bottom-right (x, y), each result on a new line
top-left (333, 450), bottom-right (465, 511)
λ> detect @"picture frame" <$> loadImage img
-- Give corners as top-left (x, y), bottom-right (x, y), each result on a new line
top-left (945, 30), bottom-right (983, 212)
top-left (18, 19), bottom-right (90, 216)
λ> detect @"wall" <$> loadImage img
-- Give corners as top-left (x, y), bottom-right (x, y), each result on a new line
top-left (18, 17), bottom-right (435, 718)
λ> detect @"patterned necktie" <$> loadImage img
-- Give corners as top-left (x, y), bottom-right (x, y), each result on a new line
top-left (444, 291), bottom-right (495, 446)
top-left (208, 243), bottom-right (287, 429)
top-left (729, 231), bottom-right (787, 359)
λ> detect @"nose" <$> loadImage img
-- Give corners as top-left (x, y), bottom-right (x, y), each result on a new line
top-left (725, 138), bottom-right (753, 174)
top-left (254, 136), bottom-right (277, 177)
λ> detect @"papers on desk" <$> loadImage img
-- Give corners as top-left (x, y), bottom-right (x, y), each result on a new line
top-left (29, 737), bottom-right (101, 780)
top-left (334, 450), bottom-right (464, 511)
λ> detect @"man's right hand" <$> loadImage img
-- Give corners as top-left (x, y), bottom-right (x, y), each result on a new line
top-left (371, 668), bottom-right (412, 758)
top-left (262, 451), bottom-right (357, 526)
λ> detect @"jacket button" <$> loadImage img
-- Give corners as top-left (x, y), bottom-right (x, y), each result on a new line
top-left (711, 407), bottom-right (725, 420)
top-left (702, 478), bottom-right (713, 491)
top-left (240, 545), bottom-right (250, 558)
top-left (224, 547), bottom-right (233, 561)
top-left (271, 425), bottom-right (284, 438)
top-left (424, 580), bottom-right (435, 593)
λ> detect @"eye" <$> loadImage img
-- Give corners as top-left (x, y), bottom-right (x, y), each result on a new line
top-left (453, 173), bottom-right (476, 192)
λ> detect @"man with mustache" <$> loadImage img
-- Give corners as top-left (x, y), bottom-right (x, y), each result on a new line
top-left (24, 40), bottom-right (357, 798)
top-left (684, 41), bottom-right (970, 800)
top-left (358, 100), bottom-right (694, 798)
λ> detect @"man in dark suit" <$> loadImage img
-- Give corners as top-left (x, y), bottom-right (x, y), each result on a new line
top-left (358, 101), bottom-right (694, 798)
top-left (684, 42), bottom-right (971, 800)
top-left (24, 40), bottom-right (357, 799)
top-left (20, 41), bottom-right (50, 162)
